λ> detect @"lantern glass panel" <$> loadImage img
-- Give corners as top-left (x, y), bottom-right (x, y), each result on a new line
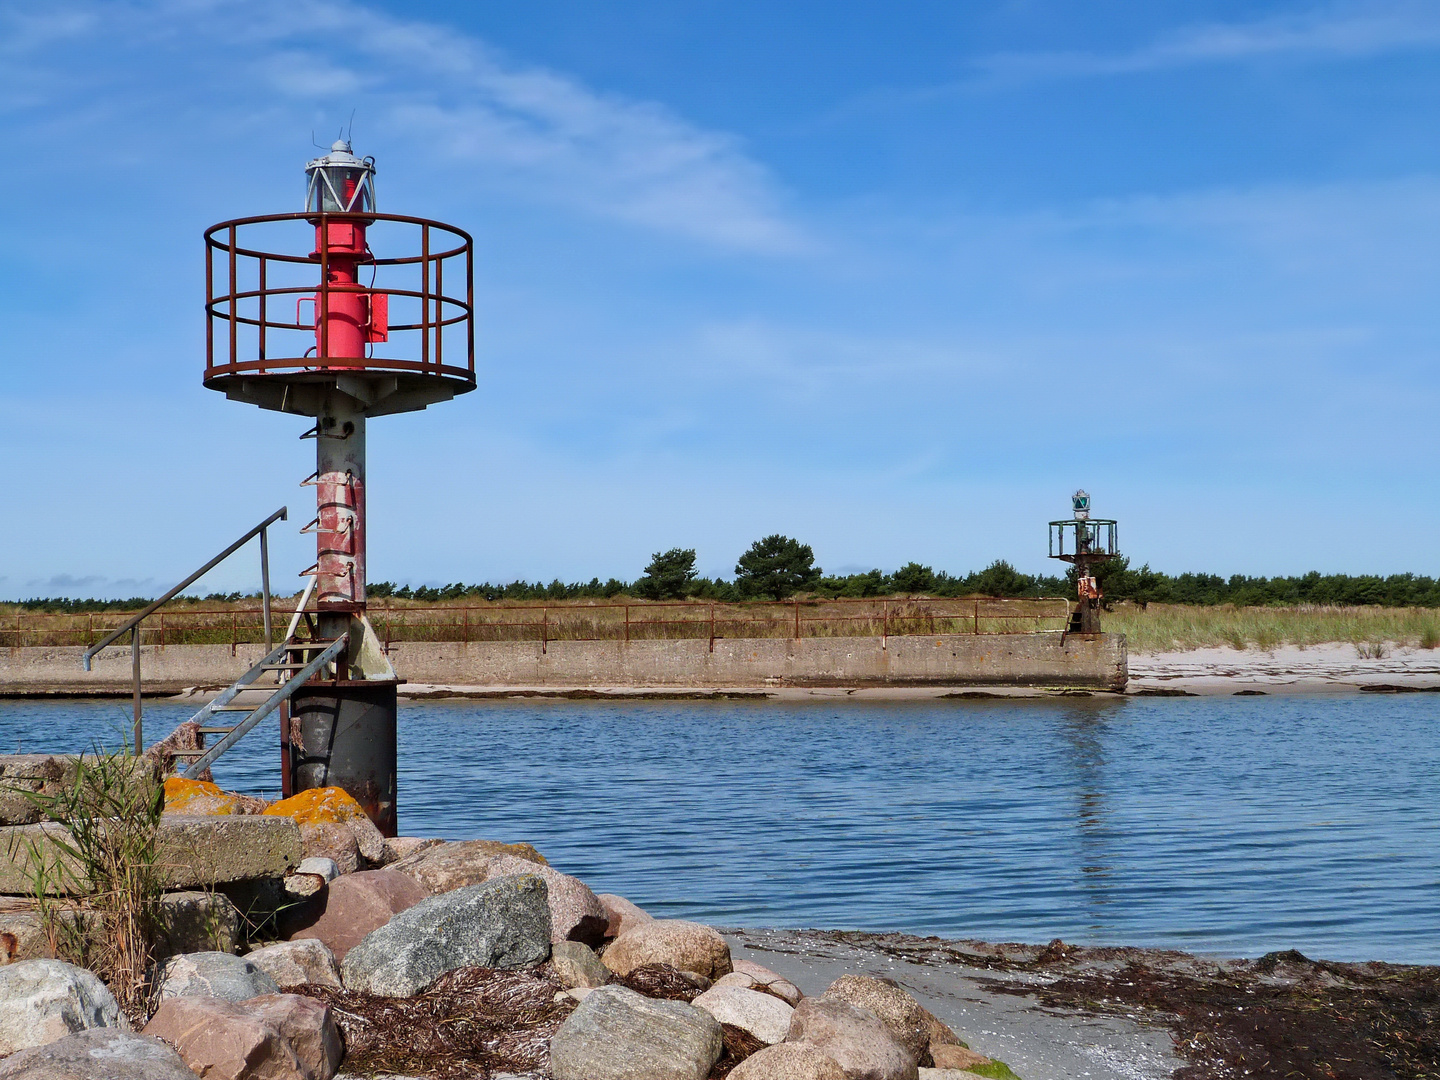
top-left (309, 166), bottom-right (372, 213)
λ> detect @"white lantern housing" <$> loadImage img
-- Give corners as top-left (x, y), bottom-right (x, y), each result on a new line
top-left (305, 141), bottom-right (376, 214)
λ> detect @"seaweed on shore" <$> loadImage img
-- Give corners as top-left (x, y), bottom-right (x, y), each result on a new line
top-left (294, 962), bottom-right (765, 1080)
top-left (839, 932), bottom-right (1440, 1080)
top-left (615, 962), bottom-right (706, 1002)
top-left (1018, 951), bottom-right (1440, 1080)
top-left (711, 1024), bottom-right (768, 1078)
top-left (295, 966), bottom-right (572, 1079)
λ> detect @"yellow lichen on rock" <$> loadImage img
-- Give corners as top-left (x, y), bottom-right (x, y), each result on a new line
top-left (263, 786), bottom-right (366, 825)
top-left (163, 776), bottom-right (252, 815)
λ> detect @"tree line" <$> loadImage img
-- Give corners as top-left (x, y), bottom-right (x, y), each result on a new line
top-left (11, 535), bottom-right (1440, 610)
top-left (1089, 557), bottom-right (1440, 609)
top-left (369, 543), bottom-right (1440, 608)
top-left (364, 536), bottom-right (1070, 604)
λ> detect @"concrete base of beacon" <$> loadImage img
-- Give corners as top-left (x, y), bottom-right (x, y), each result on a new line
top-left (288, 680), bottom-right (399, 837)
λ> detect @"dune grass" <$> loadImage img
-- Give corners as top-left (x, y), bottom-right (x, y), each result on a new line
top-left (1107, 603), bottom-right (1440, 655)
top-left (0, 596), bottom-right (1070, 647)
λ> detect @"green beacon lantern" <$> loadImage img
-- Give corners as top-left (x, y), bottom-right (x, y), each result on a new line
top-left (1048, 489), bottom-right (1118, 634)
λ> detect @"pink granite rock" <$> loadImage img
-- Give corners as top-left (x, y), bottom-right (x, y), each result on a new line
top-left (787, 996), bottom-right (918, 1080)
top-left (381, 836), bottom-right (441, 864)
top-left (287, 869), bottom-right (429, 962)
top-left (342, 813), bottom-right (387, 866)
top-left (387, 838), bottom-right (548, 892)
top-left (596, 892), bottom-right (654, 939)
top-left (823, 974), bottom-right (930, 1064)
top-left (728, 1042), bottom-right (846, 1080)
top-left (298, 822), bottom-right (360, 876)
top-left (243, 994), bottom-right (343, 1079)
top-left (142, 996), bottom-right (302, 1079)
top-left (601, 920), bottom-right (733, 980)
top-left (482, 854), bottom-right (608, 946)
top-left (931, 1044), bottom-right (993, 1070)
top-left (725, 959), bottom-right (804, 1005)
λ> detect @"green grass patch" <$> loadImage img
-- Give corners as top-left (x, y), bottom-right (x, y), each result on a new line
top-left (966, 1062), bottom-right (1022, 1080)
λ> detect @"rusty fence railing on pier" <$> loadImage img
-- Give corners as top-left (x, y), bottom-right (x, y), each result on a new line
top-left (0, 597), bottom-right (1072, 652)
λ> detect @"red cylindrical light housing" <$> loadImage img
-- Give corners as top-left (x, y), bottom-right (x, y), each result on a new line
top-left (306, 142), bottom-right (377, 364)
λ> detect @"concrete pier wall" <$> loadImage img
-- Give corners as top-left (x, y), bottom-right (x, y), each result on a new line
top-left (1, 633), bottom-right (1126, 694)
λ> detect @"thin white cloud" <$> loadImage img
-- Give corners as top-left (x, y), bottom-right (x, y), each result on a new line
top-left (0, 7), bottom-right (98, 56)
top-left (0, 0), bottom-right (804, 254)
top-left (323, 2), bottom-right (807, 253)
top-left (976, 0), bottom-right (1440, 86)
top-left (690, 320), bottom-right (1003, 389)
top-left (258, 50), bottom-right (367, 99)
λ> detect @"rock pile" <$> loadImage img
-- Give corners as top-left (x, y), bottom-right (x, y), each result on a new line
top-left (0, 766), bottom-right (1012, 1079)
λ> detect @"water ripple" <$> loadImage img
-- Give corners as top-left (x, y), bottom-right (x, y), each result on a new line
top-left (3, 694), bottom-right (1437, 962)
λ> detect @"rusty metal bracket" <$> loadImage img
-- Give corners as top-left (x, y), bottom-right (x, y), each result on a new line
top-left (300, 424), bottom-right (353, 441)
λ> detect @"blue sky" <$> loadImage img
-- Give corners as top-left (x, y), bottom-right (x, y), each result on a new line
top-left (2, 0), bottom-right (1438, 597)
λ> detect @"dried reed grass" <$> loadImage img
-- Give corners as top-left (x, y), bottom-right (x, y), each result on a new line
top-left (1109, 603), bottom-right (1440, 655)
top-left (0, 596), bottom-right (1070, 647)
top-left (7, 749), bottom-right (165, 1021)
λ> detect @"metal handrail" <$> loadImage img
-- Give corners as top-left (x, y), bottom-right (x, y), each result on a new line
top-left (81, 507), bottom-right (287, 754)
top-left (182, 633), bottom-right (348, 780)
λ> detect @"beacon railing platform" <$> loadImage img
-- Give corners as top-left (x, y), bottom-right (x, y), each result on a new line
top-left (202, 212), bottom-right (475, 387)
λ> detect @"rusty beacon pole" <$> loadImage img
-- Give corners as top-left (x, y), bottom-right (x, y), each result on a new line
top-left (202, 141), bottom-right (475, 834)
top-left (1048, 490), bottom-right (1119, 635)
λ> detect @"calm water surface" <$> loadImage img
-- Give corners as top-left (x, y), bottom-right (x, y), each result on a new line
top-left (4, 694), bottom-right (1436, 963)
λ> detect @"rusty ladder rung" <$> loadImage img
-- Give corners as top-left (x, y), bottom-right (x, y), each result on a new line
top-left (262, 663), bottom-right (312, 670)
top-left (197, 726), bottom-right (237, 735)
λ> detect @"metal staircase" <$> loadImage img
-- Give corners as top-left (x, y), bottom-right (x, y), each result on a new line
top-left (79, 511), bottom-right (355, 778)
top-left (180, 633), bottom-right (347, 779)
top-left (177, 577), bottom-right (347, 778)
top-left (82, 508), bottom-right (289, 754)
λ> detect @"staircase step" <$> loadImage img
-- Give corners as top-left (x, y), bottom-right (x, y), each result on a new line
top-left (179, 632), bottom-right (348, 781)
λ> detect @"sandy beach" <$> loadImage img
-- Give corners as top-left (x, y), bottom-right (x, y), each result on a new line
top-left (1127, 642), bottom-right (1440, 695)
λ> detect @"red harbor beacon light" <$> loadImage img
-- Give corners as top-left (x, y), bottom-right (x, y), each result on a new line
top-left (203, 140), bottom-right (475, 834)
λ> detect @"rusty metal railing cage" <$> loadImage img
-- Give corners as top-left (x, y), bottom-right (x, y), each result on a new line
top-left (203, 212), bottom-right (474, 390)
top-left (1048, 519), bottom-right (1119, 560)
